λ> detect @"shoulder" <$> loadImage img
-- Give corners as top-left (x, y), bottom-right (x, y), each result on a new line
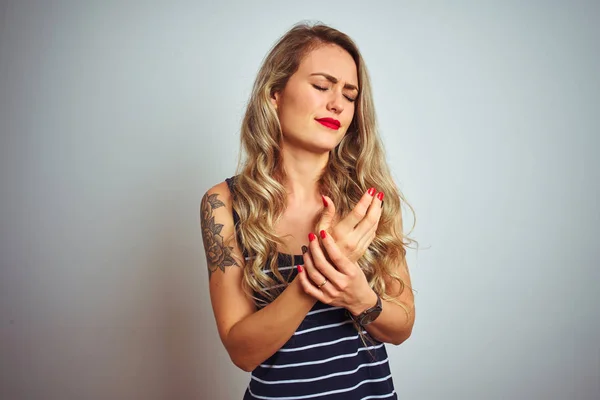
top-left (201, 177), bottom-right (237, 209)
top-left (203, 181), bottom-right (232, 202)
top-left (200, 180), bottom-right (236, 233)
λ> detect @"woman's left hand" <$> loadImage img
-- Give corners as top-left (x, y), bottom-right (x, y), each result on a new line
top-left (298, 230), bottom-right (378, 316)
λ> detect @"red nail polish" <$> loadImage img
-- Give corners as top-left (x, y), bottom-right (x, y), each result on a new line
top-left (368, 188), bottom-right (376, 196)
top-left (377, 192), bottom-right (384, 201)
top-left (321, 195), bottom-right (328, 207)
top-left (308, 233), bottom-right (317, 242)
top-left (320, 230), bottom-right (327, 239)
top-left (297, 265), bottom-right (303, 273)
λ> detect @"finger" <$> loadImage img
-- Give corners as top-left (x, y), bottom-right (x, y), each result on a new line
top-left (296, 265), bottom-right (328, 303)
top-left (308, 232), bottom-right (346, 284)
top-left (355, 224), bottom-right (378, 257)
top-left (301, 248), bottom-right (339, 298)
top-left (354, 190), bottom-right (384, 239)
top-left (317, 195), bottom-right (337, 231)
top-left (318, 229), bottom-right (357, 276)
top-left (301, 242), bottom-right (328, 288)
top-left (335, 188), bottom-right (377, 232)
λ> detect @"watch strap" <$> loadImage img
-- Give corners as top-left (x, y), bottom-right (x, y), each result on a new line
top-left (350, 293), bottom-right (382, 326)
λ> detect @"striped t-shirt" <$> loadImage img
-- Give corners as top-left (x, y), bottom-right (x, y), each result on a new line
top-left (225, 177), bottom-right (397, 400)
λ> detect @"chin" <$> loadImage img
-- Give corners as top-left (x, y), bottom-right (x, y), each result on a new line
top-left (310, 141), bottom-right (341, 154)
top-left (283, 131), bottom-right (343, 153)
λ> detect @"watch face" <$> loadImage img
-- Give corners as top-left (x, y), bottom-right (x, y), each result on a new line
top-left (360, 309), bottom-right (382, 325)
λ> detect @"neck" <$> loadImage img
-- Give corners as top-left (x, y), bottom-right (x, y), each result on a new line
top-left (280, 146), bottom-right (329, 207)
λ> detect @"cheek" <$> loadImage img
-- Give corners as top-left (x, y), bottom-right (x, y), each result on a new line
top-left (281, 91), bottom-right (321, 125)
top-left (293, 89), bottom-right (322, 116)
top-left (343, 106), bottom-right (355, 128)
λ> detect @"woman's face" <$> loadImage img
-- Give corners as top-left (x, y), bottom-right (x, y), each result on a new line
top-left (271, 44), bottom-right (359, 153)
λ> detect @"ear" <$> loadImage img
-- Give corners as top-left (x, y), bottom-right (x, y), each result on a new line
top-left (270, 90), bottom-right (280, 110)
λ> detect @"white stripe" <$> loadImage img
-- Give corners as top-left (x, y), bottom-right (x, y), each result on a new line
top-left (293, 320), bottom-right (352, 336)
top-left (247, 374), bottom-right (392, 399)
top-left (253, 265), bottom-right (296, 274)
top-left (244, 256), bottom-right (304, 272)
top-left (252, 358), bottom-right (389, 384)
top-left (361, 391), bottom-right (396, 400)
top-left (278, 332), bottom-right (364, 352)
top-left (260, 343), bottom-right (384, 369)
top-left (260, 284), bottom-right (287, 292)
top-left (306, 306), bottom-right (343, 315)
top-left (265, 265), bottom-right (296, 272)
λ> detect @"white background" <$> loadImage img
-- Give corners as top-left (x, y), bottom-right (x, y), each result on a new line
top-left (1, 1), bottom-right (598, 399)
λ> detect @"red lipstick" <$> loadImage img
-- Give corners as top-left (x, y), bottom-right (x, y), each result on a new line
top-left (316, 118), bottom-right (341, 130)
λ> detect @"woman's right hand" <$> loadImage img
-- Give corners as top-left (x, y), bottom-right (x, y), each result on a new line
top-left (316, 188), bottom-right (384, 263)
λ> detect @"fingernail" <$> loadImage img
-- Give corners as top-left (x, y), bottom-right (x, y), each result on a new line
top-left (308, 233), bottom-right (317, 242)
top-left (297, 265), bottom-right (303, 273)
top-left (320, 230), bottom-right (327, 239)
top-left (301, 245), bottom-right (308, 254)
top-left (368, 188), bottom-right (376, 196)
top-left (377, 192), bottom-right (384, 201)
top-left (321, 195), bottom-right (328, 207)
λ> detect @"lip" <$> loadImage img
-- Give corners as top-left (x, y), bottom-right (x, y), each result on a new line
top-left (316, 118), bottom-right (341, 130)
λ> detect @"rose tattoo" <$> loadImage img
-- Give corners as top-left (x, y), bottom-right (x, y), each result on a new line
top-left (201, 193), bottom-right (238, 278)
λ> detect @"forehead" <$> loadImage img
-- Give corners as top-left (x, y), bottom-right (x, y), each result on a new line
top-left (297, 44), bottom-right (358, 87)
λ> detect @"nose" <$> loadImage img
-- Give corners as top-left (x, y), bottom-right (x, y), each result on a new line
top-left (326, 90), bottom-right (344, 114)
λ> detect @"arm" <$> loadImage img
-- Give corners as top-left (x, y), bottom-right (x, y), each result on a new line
top-left (201, 182), bottom-right (316, 372)
top-left (346, 257), bottom-right (415, 345)
top-left (299, 190), bottom-right (415, 346)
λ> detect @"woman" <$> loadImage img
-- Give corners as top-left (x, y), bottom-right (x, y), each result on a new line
top-left (201, 22), bottom-right (416, 400)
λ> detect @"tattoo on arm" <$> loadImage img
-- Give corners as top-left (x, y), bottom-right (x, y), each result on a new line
top-left (201, 193), bottom-right (239, 278)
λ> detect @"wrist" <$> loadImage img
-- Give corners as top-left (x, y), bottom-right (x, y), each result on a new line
top-left (291, 277), bottom-right (318, 306)
top-left (349, 289), bottom-right (378, 317)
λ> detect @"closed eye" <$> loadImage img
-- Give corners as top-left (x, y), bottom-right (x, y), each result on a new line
top-left (312, 84), bottom-right (356, 103)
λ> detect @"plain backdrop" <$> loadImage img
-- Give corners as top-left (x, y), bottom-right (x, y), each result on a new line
top-left (1, 1), bottom-right (599, 399)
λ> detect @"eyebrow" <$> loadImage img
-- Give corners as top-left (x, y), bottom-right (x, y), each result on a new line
top-left (310, 72), bottom-right (359, 92)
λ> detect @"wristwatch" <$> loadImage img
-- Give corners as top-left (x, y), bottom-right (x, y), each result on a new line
top-left (349, 293), bottom-right (382, 326)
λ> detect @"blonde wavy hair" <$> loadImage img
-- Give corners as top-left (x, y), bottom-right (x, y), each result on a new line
top-left (230, 21), bottom-right (417, 316)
